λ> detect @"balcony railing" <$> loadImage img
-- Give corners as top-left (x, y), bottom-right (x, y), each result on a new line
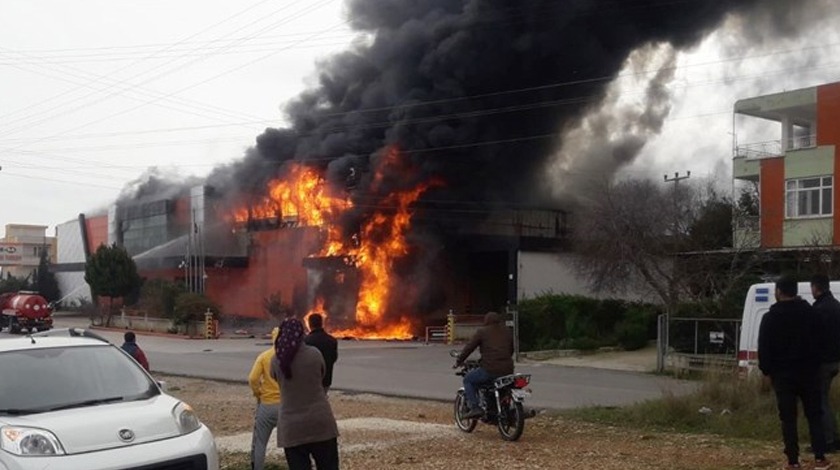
top-left (735, 134), bottom-right (817, 160)
top-left (735, 139), bottom-right (782, 159)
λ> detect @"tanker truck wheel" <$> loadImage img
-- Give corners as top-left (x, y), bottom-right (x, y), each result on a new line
top-left (9, 319), bottom-right (21, 335)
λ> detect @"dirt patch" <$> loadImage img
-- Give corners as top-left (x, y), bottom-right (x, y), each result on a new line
top-left (160, 375), bottom-right (788, 470)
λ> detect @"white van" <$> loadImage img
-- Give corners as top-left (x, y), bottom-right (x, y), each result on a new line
top-left (738, 281), bottom-right (840, 374)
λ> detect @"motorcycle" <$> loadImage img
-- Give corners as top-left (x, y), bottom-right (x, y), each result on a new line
top-left (450, 350), bottom-right (534, 441)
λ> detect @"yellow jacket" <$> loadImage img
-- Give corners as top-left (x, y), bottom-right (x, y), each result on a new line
top-left (248, 328), bottom-right (281, 404)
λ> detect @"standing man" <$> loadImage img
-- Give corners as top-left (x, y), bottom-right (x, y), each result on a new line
top-left (248, 327), bottom-right (281, 470)
top-left (813, 274), bottom-right (840, 453)
top-left (305, 313), bottom-right (338, 392)
top-left (454, 311), bottom-right (514, 419)
top-left (121, 331), bottom-right (149, 371)
top-left (759, 277), bottom-right (831, 470)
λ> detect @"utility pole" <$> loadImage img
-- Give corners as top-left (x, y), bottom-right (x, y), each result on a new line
top-left (656, 171), bottom-right (691, 373)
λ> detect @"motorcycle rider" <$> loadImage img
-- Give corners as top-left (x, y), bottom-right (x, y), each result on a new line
top-left (454, 311), bottom-right (514, 419)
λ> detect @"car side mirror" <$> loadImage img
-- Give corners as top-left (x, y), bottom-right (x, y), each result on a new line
top-left (157, 380), bottom-right (167, 392)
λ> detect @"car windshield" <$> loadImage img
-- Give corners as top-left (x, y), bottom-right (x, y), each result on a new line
top-left (0, 344), bottom-right (159, 415)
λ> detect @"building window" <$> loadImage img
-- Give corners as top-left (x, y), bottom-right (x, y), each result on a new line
top-left (785, 176), bottom-right (833, 218)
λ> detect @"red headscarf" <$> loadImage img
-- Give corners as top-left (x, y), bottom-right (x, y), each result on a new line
top-left (275, 318), bottom-right (305, 379)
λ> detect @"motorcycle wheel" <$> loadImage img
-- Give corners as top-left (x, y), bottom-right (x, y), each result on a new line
top-left (453, 390), bottom-right (478, 433)
top-left (497, 397), bottom-right (525, 441)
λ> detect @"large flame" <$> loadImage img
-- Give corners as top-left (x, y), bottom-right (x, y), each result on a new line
top-left (232, 165), bottom-right (349, 225)
top-left (232, 150), bottom-right (436, 340)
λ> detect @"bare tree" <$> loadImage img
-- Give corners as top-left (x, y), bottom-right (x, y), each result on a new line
top-left (574, 178), bottom-right (763, 317)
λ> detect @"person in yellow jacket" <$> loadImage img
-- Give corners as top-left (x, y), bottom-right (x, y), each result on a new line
top-left (249, 327), bottom-right (281, 470)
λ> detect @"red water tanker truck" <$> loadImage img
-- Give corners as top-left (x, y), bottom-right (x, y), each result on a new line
top-left (0, 291), bottom-right (53, 334)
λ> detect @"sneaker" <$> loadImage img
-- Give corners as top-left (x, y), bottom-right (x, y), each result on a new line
top-left (815, 458), bottom-right (834, 470)
top-left (784, 464), bottom-right (801, 470)
top-left (462, 408), bottom-right (483, 419)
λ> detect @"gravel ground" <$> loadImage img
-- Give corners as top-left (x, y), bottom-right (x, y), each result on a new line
top-left (161, 375), bottom-right (792, 470)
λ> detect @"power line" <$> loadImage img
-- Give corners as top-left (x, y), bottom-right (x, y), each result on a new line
top-left (0, 0), bottom-right (281, 126)
top-left (0, 0), bottom-right (331, 135)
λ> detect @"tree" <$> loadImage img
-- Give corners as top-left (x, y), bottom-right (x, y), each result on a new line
top-left (574, 178), bottom-right (761, 317)
top-left (0, 274), bottom-right (31, 295)
top-left (138, 278), bottom-right (184, 318)
top-left (262, 291), bottom-right (290, 320)
top-left (173, 292), bottom-right (219, 325)
top-left (84, 243), bottom-right (141, 326)
top-left (34, 249), bottom-right (61, 302)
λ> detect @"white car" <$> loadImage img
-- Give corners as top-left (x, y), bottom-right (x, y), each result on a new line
top-left (0, 328), bottom-right (219, 470)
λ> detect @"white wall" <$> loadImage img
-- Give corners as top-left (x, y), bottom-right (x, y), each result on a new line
top-left (56, 219), bottom-right (86, 264)
top-left (516, 251), bottom-right (646, 301)
top-left (55, 219), bottom-right (92, 305)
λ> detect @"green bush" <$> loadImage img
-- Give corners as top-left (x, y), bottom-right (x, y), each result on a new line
top-left (173, 292), bottom-right (219, 325)
top-left (518, 294), bottom-right (658, 352)
top-left (615, 307), bottom-right (652, 351)
top-left (139, 279), bottom-right (185, 318)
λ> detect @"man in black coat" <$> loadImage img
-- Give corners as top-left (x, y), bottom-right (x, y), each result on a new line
top-left (759, 276), bottom-right (830, 470)
top-left (812, 274), bottom-right (840, 453)
top-left (305, 313), bottom-right (338, 392)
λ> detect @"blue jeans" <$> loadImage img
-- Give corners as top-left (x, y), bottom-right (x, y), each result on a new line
top-left (464, 367), bottom-right (495, 410)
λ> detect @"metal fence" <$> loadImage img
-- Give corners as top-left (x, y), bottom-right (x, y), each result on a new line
top-left (659, 316), bottom-right (742, 373)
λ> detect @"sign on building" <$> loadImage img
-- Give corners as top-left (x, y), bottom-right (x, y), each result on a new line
top-left (0, 243), bottom-right (24, 264)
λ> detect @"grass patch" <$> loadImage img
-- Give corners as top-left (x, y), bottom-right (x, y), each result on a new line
top-left (220, 451), bottom-right (287, 470)
top-left (566, 370), bottom-right (839, 442)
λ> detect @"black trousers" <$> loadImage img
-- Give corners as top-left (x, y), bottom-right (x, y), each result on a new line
top-left (284, 438), bottom-right (339, 470)
top-left (773, 371), bottom-right (827, 463)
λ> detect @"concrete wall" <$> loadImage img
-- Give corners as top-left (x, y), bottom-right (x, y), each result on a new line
top-left (54, 219), bottom-right (92, 305)
top-left (784, 146), bottom-right (835, 179)
top-left (783, 218), bottom-right (834, 246)
top-left (518, 251), bottom-right (626, 300)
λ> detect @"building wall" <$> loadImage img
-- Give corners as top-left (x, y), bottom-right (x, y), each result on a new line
top-left (784, 147), bottom-right (834, 179)
top-left (1, 224), bottom-right (55, 280)
top-left (759, 157), bottom-right (785, 248)
top-left (783, 218), bottom-right (834, 247)
top-left (55, 219), bottom-right (93, 304)
top-left (204, 228), bottom-right (321, 318)
top-left (85, 215), bottom-right (109, 254)
top-left (516, 251), bottom-right (644, 301)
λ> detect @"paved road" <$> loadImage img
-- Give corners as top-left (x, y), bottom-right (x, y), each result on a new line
top-left (2, 316), bottom-right (694, 410)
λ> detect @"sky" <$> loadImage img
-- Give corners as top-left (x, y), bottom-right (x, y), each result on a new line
top-left (1, 0), bottom-right (839, 238)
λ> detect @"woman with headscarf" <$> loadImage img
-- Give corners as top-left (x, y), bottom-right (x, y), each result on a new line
top-left (271, 317), bottom-right (340, 470)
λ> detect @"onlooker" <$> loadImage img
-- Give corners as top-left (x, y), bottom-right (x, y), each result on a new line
top-left (121, 331), bottom-right (149, 371)
top-left (454, 311), bottom-right (514, 419)
top-left (759, 276), bottom-right (831, 470)
top-left (248, 327), bottom-right (282, 470)
top-left (305, 314), bottom-right (338, 392)
top-left (813, 274), bottom-right (840, 453)
top-left (272, 318), bottom-right (339, 470)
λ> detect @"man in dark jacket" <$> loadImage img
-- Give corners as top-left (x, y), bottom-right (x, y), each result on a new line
top-left (812, 274), bottom-right (840, 453)
top-left (121, 331), bottom-right (150, 371)
top-left (305, 313), bottom-right (338, 392)
top-left (759, 277), bottom-right (830, 470)
top-left (455, 311), bottom-right (514, 419)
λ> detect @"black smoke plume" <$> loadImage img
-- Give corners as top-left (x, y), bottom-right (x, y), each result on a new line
top-left (209, 0), bottom-right (775, 206)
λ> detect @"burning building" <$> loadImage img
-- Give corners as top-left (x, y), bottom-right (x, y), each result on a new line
top-left (54, 0), bottom-right (833, 336)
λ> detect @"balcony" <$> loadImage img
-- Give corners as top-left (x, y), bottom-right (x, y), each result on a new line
top-left (735, 134), bottom-right (818, 160)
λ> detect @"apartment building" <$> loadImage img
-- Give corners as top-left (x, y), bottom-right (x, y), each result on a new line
top-left (0, 224), bottom-right (56, 280)
top-left (733, 81), bottom-right (840, 249)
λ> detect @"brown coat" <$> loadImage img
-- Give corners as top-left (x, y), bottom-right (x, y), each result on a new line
top-left (271, 345), bottom-right (339, 448)
top-left (456, 315), bottom-right (514, 376)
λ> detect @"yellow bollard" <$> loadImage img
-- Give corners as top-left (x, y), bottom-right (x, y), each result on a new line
top-left (446, 310), bottom-right (455, 345)
top-left (204, 309), bottom-right (215, 339)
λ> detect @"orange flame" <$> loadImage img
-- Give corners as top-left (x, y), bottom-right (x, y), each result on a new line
top-left (232, 164), bottom-right (350, 225)
top-left (231, 150), bottom-right (438, 340)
